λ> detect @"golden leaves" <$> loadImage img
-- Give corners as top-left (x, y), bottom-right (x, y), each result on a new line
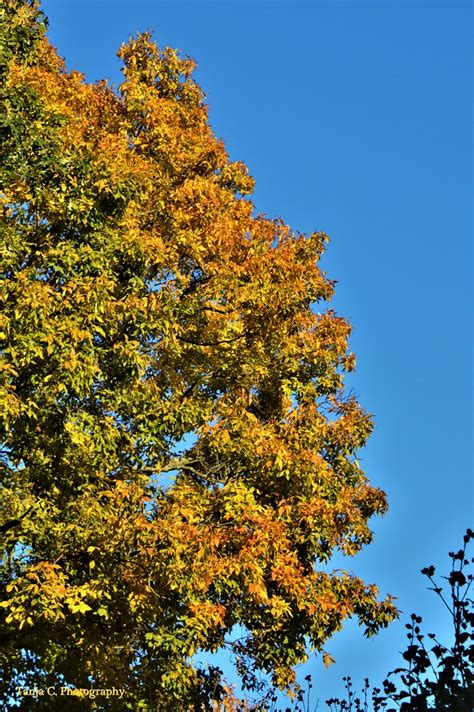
top-left (323, 652), bottom-right (336, 668)
top-left (0, 7), bottom-right (398, 706)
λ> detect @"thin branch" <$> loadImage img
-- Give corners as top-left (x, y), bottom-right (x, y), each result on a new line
top-left (0, 506), bottom-right (34, 534)
top-left (177, 331), bottom-right (252, 347)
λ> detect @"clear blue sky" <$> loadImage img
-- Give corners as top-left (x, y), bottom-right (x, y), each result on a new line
top-left (42, 0), bottom-right (472, 705)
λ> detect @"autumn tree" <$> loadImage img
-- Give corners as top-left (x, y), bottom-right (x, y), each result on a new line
top-left (0, 2), bottom-right (397, 709)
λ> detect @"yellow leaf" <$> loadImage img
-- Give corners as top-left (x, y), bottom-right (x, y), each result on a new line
top-left (322, 652), bottom-right (336, 668)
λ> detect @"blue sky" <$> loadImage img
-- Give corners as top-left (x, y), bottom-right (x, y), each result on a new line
top-left (42, 0), bottom-right (472, 705)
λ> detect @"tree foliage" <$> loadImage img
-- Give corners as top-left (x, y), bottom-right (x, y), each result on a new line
top-left (0, 2), bottom-right (397, 709)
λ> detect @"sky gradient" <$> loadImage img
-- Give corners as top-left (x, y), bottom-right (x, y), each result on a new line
top-left (41, 0), bottom-right (473, 705)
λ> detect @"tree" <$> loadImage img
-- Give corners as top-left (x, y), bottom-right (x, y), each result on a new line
top-left (0, 2), bottom-right (397, 709)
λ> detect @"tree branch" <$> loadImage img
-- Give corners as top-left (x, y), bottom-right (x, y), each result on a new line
top-left (176, 331), bottom-right (251, 347)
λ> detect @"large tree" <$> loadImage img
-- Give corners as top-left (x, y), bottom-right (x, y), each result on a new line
top-left (0, 2), bottom-right (397, 709)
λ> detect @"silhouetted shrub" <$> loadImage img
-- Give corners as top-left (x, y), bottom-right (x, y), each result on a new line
top-left (325, 528), bottom-right (474, 712)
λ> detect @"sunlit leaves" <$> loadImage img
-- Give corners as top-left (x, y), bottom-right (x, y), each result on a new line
top-left (0, 2), bottom-right (397, 709)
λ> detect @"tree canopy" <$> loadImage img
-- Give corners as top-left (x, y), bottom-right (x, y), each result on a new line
top-left (0, 2), bottom-right (397, 709)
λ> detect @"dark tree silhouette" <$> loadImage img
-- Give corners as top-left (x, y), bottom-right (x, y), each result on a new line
top-left (325, 528), bottom-right (474, 712)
